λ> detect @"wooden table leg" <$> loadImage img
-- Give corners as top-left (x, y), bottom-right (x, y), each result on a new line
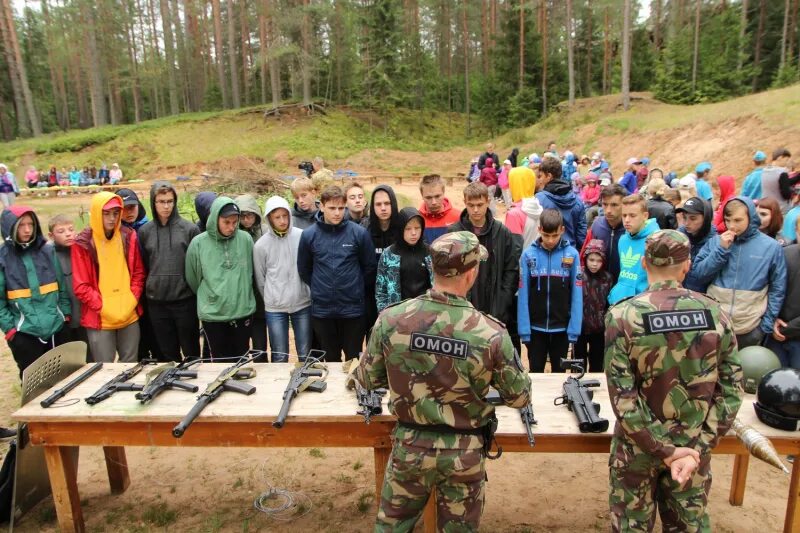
top-left (729, 454), bottom-right (749, 506)
top-left (373, 447), bottom-right (391, 505)
top-left (785, 455), bottom-right (800, 533)
top-left (423, 493), bottom-right (436, 533)
top-left (43, 446), bottom-right (84, 533)
top-left (103, 446), bottom-right (130, 495)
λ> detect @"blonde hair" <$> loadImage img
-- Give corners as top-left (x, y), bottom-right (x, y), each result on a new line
top-left (647, 177), bottom-right (668, 198)
top-left (290, 177), bottom-right (315, 195)
top-left (678, 188), bottom-right (696, 207)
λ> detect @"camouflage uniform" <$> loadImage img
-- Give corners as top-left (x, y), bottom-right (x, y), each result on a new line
top-left (357, 231), bottom-right (531, 533)
top-left (604, 230), bottom-right (743, 532)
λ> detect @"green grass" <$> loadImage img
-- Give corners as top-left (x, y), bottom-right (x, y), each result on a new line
top-left (142, 502), bottom-right (178, 527)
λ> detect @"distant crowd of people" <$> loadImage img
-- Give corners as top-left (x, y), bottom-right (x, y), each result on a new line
top-left (0, 162), bottom-right (124, 203)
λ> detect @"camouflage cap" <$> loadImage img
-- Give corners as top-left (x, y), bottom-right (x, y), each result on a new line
top-left (645, 229), bottom-right (691, 266)
top-left (431, 231), bottom-right (488, 277)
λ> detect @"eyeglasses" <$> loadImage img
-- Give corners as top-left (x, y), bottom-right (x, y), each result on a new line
top-left (155, 200), bottom-right (175, 206)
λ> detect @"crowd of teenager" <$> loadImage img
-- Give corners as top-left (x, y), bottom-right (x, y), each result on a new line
top-left (0, 162), bottom-right (124, 203)
top-left (0, 143), bottom-right (798, 380)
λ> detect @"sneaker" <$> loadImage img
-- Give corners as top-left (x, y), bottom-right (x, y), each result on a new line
top-left (0, 427), bottom-right (16, 439)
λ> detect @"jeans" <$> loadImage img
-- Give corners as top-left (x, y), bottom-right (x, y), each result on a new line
top-left (765, 337), bottom-right (800, 369)
top-left (266, 307), bottom-right (312, 362)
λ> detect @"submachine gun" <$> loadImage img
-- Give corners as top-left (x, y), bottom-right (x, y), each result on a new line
top-left (344, 357), bottom-right (386, 424)
top-left (486, 389), bottom-right (537, 447)
top-left (84, 358), bottom-right (159, 405)
top-left (135, 359), bottom-right (201, 404)
top-left (273, 351), bottom-right (328, 429)
top-left (553, 358), bottom-right (609, 433)
top-left (173, 352), bottom-right (259, 438)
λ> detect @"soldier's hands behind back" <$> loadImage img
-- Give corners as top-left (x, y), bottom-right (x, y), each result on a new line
top-left (663, 446), bottom-right (700, 467)
top-left (670, 455), bottom-right (699, 488)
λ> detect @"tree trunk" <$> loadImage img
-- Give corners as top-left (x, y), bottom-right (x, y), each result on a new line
top-left (737, 0), bottom-right (748, 73)
top-left (40, 0), bottom-right (66, 130)
top-left (80, 1), bottom-right (108, 127)
top-left (0, 89), bottom-right (12, 140)
top-left (265, 0), bottom-right (280, 109)
top-left (240, 0), bottom-right (251, 105)
top-left (462, 0), bottom-right (470, 136)
top-left (0, 0), bottom-right (29, 136)
top-left (518, 0), bottom-right (524, 91)
top-left (160, 0), bottom-right (180, 114)
top-left (541, 0), bottom-right (548, 115)
top-left (227, 0), bottom-right (241, 107)
top-left (171, 0), bottom-right (190, 110)
top-left (123, 1), bottom-right (143, 123)
top-left (790, 0), bottom-right (798, 63)
top-left (603, 6), bottom-right (610, 95)
top-left (782, 0), bottom-right (790, 67)
top-left (752, 0), bottom-right (766, 90)
top-left (566, 0), bottom-right (575, 106)
top-left (300, 0), bottom-right (312, 106)
top-left (185, 0), bottom-right (206, 111)
top-left (481, 0), bottom-right (489, 75)
top-left (212, 0), bottom-right (230, 107)
top-left (692, 0), bottom-right (700, 92)
top-left (621, 0), bottom-right (631, 110)
top-left (258, 8), bottom-right (267, 104)
top-left (2, 0), bottom-right (41, 135)
top-left (654, 0), bottom-right (663, 50)
top-left (147, 0), bottom-right (164, 117)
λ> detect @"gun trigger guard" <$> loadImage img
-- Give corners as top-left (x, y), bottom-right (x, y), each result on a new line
top-left (553, 396), bottom-right (566, 406)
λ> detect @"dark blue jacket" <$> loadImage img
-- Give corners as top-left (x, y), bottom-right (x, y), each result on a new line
top-left (583, 216), bottom-right (624, 282)
top-left (678, 197), bottom-right (717, 293)
top-left (297, 211), bottom-right (376, 319)
top-left (536, 180), bottom-right (587, 248)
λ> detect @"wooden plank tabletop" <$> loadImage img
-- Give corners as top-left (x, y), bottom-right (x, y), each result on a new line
top-left (10, 363), bottom-right (783, 440)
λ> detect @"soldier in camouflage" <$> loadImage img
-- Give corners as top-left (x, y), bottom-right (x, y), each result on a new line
top-left (605, 229), bottom-right (743, 532)
top-left (355, 231), bottom-right (531, 533)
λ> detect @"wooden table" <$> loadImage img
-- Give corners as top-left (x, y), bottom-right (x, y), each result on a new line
top-left (12, 364), bottom-right (800, 533)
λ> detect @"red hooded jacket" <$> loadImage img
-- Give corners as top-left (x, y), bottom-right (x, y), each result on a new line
top-left (712, 175), bottom-right (737, 232)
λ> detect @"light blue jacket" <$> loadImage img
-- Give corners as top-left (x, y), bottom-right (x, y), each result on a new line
top-left (741, 168), bottom-right (764, 199)
top-left (608, 218), bottom-right (660, 304)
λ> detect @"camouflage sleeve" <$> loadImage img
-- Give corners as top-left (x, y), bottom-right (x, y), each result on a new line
top-left (355, 316), bottom-right (389, 391)
top-left (604, 309), bottom-right (676, 460)
top-left (696, 324), bottom-right (743, 454)
top-left (490, 330), bottom-right (531, 409)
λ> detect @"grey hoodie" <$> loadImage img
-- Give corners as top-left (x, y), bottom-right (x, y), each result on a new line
top-left (139, 181), bottom-right (201, 302)
top-left (253, 196), bottom-right (312, 313)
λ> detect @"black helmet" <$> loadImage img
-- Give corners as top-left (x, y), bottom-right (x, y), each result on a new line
top-left (755, 368), bottom-right (800, 431)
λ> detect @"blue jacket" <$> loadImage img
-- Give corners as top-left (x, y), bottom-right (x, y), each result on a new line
top-left (297, 211), bottom-right (376, 319)
top-left (517, 237), bottom-right (582, 343)
top-left (783, 206), bottom-right (800, 243)
top-left (608, 218), bottom-right (660, 304)
top-left (619, 171), bottom-right (637, 194)
top-left (678, 198), bottom-right (717, 292)
top-left (535, 180), bottom-right (587, 247)
top-left (692, 197), bottom-right (787, 334)
top-left (695, 179), bottom-right (713, 202)
top-left (741, 168), bottom-right (764, 199)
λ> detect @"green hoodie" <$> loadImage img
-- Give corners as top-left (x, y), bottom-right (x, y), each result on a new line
top-left (185, 196), bottom-right (256, 321)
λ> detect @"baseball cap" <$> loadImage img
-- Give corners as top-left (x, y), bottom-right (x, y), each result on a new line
top-left (503, 159), bottom-right (511, 165)
top-left (695, 162), bottom-right (712, 173)
top-left (645, 230), bottom-right (690, 266)
top-left (626, 157), bottom-right (641, 166)
top-left (599, 178), bottom-right (611, 187)
top-left (431, 231), bottom-right (488, 277)
top-left (218, 203), bottom-right (241, 217)
top-left (591, 152), bottom-right (603, 160)
top-left (641, 157), bottom-right (650, 166)
top-left (115, 188), bottom-right (140, 207)
top-left (754, 151), bottom-right (767, 162)
top-left (102, 196), bottom-right (123, 211)
top-left (678, 174), bottom-right (697, 190)
top-left (675, 197), bottom-right (706, 215)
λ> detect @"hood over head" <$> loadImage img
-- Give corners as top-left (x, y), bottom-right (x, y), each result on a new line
top-left (0, 205), bottom-right (45, 250)
top-left (542, 179), bottom-right (578, 208)
top-left (206, 196), bottom-right (239, 241)
top-left (264, 196), bottom-right (293, 237)
top-left (679, 196), bottom-right (714, 245)
top-left (149, 181), bottom-right (179, 225)
top-left (716, 175), bottom-right (736, 205)
top-left (395, 207), bottom-right (426, 252)
top-left (115, 188), bottom-right (147, 226)
top-left (235, 194), bottom-right (262, 223)
top-left (366, 184), bottom-right (401, 238)
top-left (727, 196), bottom-right (761, 240)
top-left (582, 238), bottom-right (606, 262)
top-left (89, 191), bottom-right (123, 240)
top-left (194, 192), bottom-right (218, 231)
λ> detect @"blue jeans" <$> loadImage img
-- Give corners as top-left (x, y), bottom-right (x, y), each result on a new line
top-left (266, 307), bottom-right (312, 362)
top-left (765, 337), bottom-right (800, 369)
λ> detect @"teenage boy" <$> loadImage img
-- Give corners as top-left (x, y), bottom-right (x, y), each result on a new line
top-left (676, 197), bottom-right (716, 292)
top-left (139, 181), bottom-right (201, 361)
top-left (362, 185), bottom-right (400, 334)
top-left (345, 182), bottom-right (369, 223)
top-left (694, 162), bottom-right (714, 202)
top-left (48, 214), bottom-right (90, 356)
top-left (608, 195), bottom-right (660, 304)
top-left (741, 151), bottom-right (768, 199)
top-left (448, 182), bottom-right (520, 329)
top-left (298, 186), bottom-right (376, 362)
top-left (535, 156), bottom-right (587, 247)
top-left (0, 207), bottom-right (71, 376)
top-left (235, 193), bottom-right (268, 352)
top-left (254, 196), bottom-right (312, 362)
top-left (290, 177), bottom-right (319, 230)
top-left (73, 192), bottom-right (145, 362)
top-left (582, 184), bottom-right (627, 283)
top-left (478, 142), bottom-right (500, 171)
top-left (186, 197), bottom-right (256, 358)
top-left (116, 188), bottom-right (149, 231)
top-left (761, 148), bottom-right (794, 213)
top-left (418, 174), bottom-right (461, 244)
top-left (518, 209), bottom-right (582, 373)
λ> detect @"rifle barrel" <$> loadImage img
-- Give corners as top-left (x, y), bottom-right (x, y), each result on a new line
top-left (173, 394), bottom-right (213, 438)
top-left (41, 363), bottom-right (103, 408)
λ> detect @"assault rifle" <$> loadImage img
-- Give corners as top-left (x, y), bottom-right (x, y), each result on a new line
top-left (355, 382), bottom-right (386, 424)
top-left (553, 358), bottom-right (609, 433)
top-left (135, 359), bottom-right (200, 404)
top-left (273, 351), bottom-right (328, 429)
top-left (85, 358), bottom-right (158, 405)
top-left (173, 353), bottom-right (258, 438)
top-left (486, 388), bottom-right (537, 447)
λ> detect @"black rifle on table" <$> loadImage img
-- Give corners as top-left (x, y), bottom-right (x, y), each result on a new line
top-left (135, 359), bottom-right (200, 404)
top-left (553, 358), bottom-right (609, 433)
top-left (173, 352), bottom-right (258, 438)
top-left (273, 350), bottom-right (328, 429)
top-left (355, 382), bottom-right (386, 424)
top-left (41, 362), bottom-right (104, 408)
top-left (486, 388), bottom-right (537, 447)
top-left (85, 358), bottom-right (158, 405)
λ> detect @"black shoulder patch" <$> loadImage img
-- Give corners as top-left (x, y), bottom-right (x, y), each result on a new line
top-left (410, 332), bottom-right (469, 360)
top-left (642, 309), bottom-right (715, 334)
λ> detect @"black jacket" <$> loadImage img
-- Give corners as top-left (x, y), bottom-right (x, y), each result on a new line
top-left (779, 244), bottom-right (800, 339)
top-left (447, 209), bottom-right (521, 324)
top-left (647, 197), bottom-right (677, 230)
top-left (139, 181), bottom-right (200, 302)
top-left (478, 151), bottom-right (501, 171)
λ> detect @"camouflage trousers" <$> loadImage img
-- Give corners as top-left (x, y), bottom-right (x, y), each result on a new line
top-left (375, 442), bottom-right (486, 533)
top-left (609, 437), bottom-right (712, 533)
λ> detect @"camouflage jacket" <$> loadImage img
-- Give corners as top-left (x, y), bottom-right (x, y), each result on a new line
top-left (357, 289), bottom-right (531, 449)
top-left (604, 280), bottom-right (743, 459)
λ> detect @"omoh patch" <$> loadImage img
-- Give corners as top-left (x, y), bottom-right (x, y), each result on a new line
top-left (410, 332), bottom-right (469, 360)
top-left (642, 309), bottom-right (715, 334)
